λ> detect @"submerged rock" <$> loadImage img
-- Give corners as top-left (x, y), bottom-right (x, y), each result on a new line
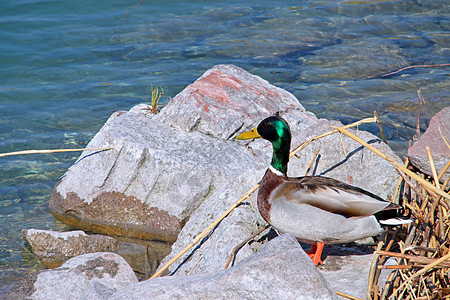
top-left (408, 106), bottom-right (450, 181)
top-left (110, 234), bottom-right (338, 300)
top-left (6, 252), bottom-right (137, 300)
top-left (22, 229), bottom-right (119, 268)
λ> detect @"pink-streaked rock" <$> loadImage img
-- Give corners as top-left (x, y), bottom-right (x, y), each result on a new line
top-left (154, 64), bottom-right (308, 140)
top-left (408, 106), bottom-right (450, 180)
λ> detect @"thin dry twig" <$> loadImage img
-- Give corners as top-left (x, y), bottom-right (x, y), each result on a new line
top-left (368, 240), bottom-right (385, 299)
top-left (150, 183), bottom-right (260, 279)
top-left (339, 132), bottom-right (348, 156)
top-left (224, 224), bottom-right (270, 269)
top-left (415, 89), bottom-right (426, 140)
top-left (439, 126), bottom-right (450, 150)
top-left (374, 110), bottom-right (388, 144)
top-left (438, 160), bottom-right (450, 182)
top-left (289, 117), bottom-right (376, 158)
top-left (0, 147), bottom-right (114, 158)
top-left (376, 251), bottom-right (450, 268)
top-left (335, 290), bottom-right (364, 300)
top-left (304, 149), bottom-right (320, 176)
top-left (117, 0), bottom-right (143, 25)
top-left (380, 63), bottom-right (450, 77)
top-left (332, 126), bottom-right (450, 201)
top-left (426, 146), bottom-right (441, 189)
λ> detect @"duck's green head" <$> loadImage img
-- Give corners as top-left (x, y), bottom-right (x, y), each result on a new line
top-left (236, 115), bottom-right (291, 174)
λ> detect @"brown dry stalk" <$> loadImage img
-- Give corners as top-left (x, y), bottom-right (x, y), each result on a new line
top-left (373, 110), bottom-right (388, 144)
top-left (377, 265), bottom-right (415, 270)
top-left (332, 126), bottom-right (450, 202)
top-left (224, 224), bottom-right (269, 269)
top-left (339, 132), bottom-right (348, 156)
top-left (426, 146), bottom-right (441, 189)
top-left (289, 117), bottom-right (376, 158)
top-left (381, 63), bottom-right (450, 77)
top-left (304, 149), bottom-right (320, 176)
top-left (393, 159), bottom-right (410, 205)
top-left (0, 147), bottom-right (114, 158)
top-left (439, 126), bottom-right (450, 151)
top-left (393, 251), bottom-right (450, 296)
top-left (335, 290), bottom-right (364, 300)
top-left (368, 240), bottom-right (385, 299)
top-left (376, 250), bottom-right (450, 268)
top-left (438, 160), bottom-right (450, 182)
top-left (415, 89), bottom-right (426, 139)
top-left (151, 116), bottom-right (378, 279)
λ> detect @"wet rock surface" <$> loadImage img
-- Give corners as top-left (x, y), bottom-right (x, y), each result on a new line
top-left (22, 229), bottom-right (119, 268)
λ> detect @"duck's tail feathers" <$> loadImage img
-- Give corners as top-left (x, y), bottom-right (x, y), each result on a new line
top-left (379, 217), bottom-right (413, 226)
top-left (375, 206), bottom-right (413, 226)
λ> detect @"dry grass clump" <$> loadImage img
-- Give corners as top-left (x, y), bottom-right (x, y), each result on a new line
top-left (334, 116), bottom-right (450, 299)
top-left (367, 160), bottom-right (450, 300)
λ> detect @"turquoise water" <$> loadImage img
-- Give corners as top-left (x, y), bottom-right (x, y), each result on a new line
top-left (0, 0), bottom-right (449, 294)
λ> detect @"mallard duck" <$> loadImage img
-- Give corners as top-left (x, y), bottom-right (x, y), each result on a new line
top-left (236, 114), bottom-right (411, 265)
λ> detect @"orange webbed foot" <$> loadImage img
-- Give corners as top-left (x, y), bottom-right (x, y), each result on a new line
top-left (306, 242), bottom-right (324, 266)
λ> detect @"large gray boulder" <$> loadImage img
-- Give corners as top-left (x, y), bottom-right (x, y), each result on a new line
top-left (6, 252), bottom-right (138, 300)
top-left (110, 234), bottom-right (338, 300)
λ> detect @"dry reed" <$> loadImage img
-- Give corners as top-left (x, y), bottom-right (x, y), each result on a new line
top-left (334, 125), bottom-right (450, 299)
top-left (0, 147), bottom-right (114, 158)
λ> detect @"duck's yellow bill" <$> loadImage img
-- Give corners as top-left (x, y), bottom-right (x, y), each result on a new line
top-left (236, 128), bottom-right (261, 140)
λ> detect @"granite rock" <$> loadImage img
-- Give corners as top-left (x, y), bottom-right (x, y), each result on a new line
top-left (6, 252), bottom-right (137, 300)
top-left (22, 229), bottom-right (119, 268)
top-left (408, 106), bottom-right (450, 181)
top-left (319, 249), bottom-right (397, 299)
top-left (154, 64), bottom-right (307, 140)
top-left (162, 105), bottom-right (402, 277)
top-left (49, 110), bottom-right (265, 242)
top-left (111, 234), bottom-right (338, 300)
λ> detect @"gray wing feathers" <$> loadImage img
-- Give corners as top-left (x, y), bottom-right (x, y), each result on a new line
top-left (280, 182), bottom-right (390, 217)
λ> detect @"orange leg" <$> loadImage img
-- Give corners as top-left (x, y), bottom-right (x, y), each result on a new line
top-left (306, 242), bottom-right (324, 266)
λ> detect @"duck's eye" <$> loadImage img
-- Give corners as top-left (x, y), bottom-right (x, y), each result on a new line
top-left (262, 121), bottom-right (270, 128)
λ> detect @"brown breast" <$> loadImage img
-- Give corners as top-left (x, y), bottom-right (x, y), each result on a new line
top-left (257, 168), bottom-right (286, 223)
